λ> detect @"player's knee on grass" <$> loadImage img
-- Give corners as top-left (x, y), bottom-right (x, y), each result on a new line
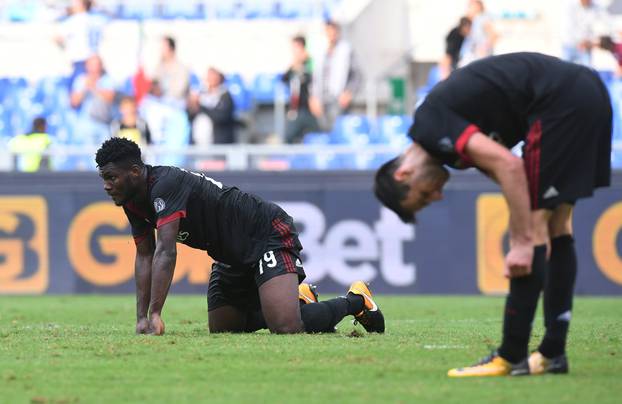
top-left (267, 318), bottom-right (305, 334)
top-left (258, 273), bottom-right (304, 334)
top-left (208, 306), bottom-right (248, 333)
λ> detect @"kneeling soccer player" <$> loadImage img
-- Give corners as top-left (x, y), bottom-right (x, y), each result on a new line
top-left (374, 52), bottom-right (612, 376)
top-left (95, 137), bottom-right (384, 336)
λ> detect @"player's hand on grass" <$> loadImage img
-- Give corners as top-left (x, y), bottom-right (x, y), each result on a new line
top-left (505, 242), bottom-right (533, 278)
top-left (149, 313), bottom-right (165, 336)
top-left (136, 318), bottom-right (150, 335)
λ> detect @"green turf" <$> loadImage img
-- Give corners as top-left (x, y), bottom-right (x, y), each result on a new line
top-left (0, 295), bottom-right (620, 403)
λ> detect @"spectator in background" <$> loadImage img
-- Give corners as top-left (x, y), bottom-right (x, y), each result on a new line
top-left (459, 0), bottom-right (497, 67)
top-left (311, 20), bottom-right (362, 132)
top-left (561, 0), bottom-right (611, 66)
top-left (187, 67), bottom-right (236, 145)
top-left (55, 0), bottom-right (107, 90)
top-left (153, 36), bottom-right (191, 107)
top-left (110, 96), bottom-right (152, 145)
top-left (282, 35), bottom-right (320, 144)
top-left (446, 17), bottom-right (472, 70)
top-left (8, 117), bottom-right (51, 172)
top-left (70, 54), bottom-right (115, 146)
top-left (597, 36), bottom-right (622, 71)
top-left (139, 80), bottom-right (191, 166)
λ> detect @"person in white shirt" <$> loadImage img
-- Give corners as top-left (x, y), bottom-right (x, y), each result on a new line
top-left (311, 20), bottom-right (361, 132)
top-left (458, 0), bottom-right (497, 67)
top-left (561, 0), bottom-right (612, 66)
top-left (55, 0), bottom-right (107, 90)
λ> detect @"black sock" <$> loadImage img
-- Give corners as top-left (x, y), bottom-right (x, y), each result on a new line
top-left (498, 245), bottom-right (547, 363)
top-left (345, 293), bottom-right (365, 315)
top-left (301, 297), bottom-right (356, 333)
top-left (539, 235), bottom-right (576, 358)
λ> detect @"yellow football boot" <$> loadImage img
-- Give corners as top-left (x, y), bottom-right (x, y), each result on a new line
top-left (528, 351), bottom-right (569, 375)
top-left (448, 352), bottom-right (529, 377)
top-left (298, 283), bottom-right (319, 305)
top-left (348, 281), bottom-right (385, 333)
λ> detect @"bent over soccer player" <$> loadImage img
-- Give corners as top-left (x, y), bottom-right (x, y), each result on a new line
top-left (95, 138), bottom-right (384, 336)
top-left (374, 52), bottom-right (612, 376)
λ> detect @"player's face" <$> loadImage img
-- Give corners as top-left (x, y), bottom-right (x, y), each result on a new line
top-left (394, 152), bottom-right (449, 218)
top-left (99, 163), bottom-right (140, 206)
top-left (399, 177), bottom-right (446, 218)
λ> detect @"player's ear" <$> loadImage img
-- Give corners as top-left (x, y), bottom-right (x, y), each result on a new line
top-left (393, 160), bottom-right (412, 183)
top-left (129, 164), bottom-right (142, 177)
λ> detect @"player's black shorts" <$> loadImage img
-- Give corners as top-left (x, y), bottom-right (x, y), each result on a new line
top-left (523, 67), bottom-right (612, 210)
top-left (207, 215), bottom-right (306, 312)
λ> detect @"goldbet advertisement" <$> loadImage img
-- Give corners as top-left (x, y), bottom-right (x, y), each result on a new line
top-left (0, 172), bottom-right (620, 295)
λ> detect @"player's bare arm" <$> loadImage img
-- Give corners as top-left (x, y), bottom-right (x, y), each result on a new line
top-left (135, 230), bottom-right (155, 334)
top-left (463, 132), bottom-right (534, 278)
top-left (148, 218), bottom-right (180, 335)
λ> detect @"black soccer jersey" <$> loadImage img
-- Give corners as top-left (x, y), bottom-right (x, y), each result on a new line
top-left (123, 165), bottom-right (286, 266)
top-left (409, 52), bottom-right (587, 168)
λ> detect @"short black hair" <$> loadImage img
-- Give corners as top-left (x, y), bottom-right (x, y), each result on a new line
top-left (32, 117), bottom-right (47, 133)
top-left (374, 156), bottom-right (414, 223)
top-left (292, 35), bottom-right (306, 47)
top-left (163, 36), bottom-right (176, 52)
top-left (325, 19), bottom-right (340, 29)
top-left (459, 17), bottom-right (472, 28)
top-left (95, 137), bottom-right (144, 168)
top-left (600, 35), bottom-right (615, 52)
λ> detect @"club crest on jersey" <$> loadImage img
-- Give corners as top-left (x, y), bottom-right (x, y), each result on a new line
top-left (153, 198), bottom-right (166, 213)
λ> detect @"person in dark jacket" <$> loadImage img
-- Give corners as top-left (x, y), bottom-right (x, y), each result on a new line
top-left (188, 67), bottom-right (236, 144)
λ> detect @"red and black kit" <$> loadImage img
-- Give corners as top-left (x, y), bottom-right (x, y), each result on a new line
top-left (410, 52), bottom-right (612, 210)
top-left (121, 165), bottom-right (305, 310)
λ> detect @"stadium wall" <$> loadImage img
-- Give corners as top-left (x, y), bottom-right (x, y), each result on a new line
top-left (0, 170), bottom-right (620, 295)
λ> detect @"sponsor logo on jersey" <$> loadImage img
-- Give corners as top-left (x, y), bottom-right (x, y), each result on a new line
top-left (153, 198), bottom-right (166, 213)
top-left (438, 137), bottom-right (454, 152)
top-left (177, 231), bottom-right (189, 242)
top-left (543, 186), bottom-right (559, 199)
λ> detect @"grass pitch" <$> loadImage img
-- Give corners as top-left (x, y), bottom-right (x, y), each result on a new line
top-left (0, 295), bottom-right (620, 403)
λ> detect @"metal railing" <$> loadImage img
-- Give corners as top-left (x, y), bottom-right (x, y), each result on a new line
top-left (0, 143), bottom-right (406, 172)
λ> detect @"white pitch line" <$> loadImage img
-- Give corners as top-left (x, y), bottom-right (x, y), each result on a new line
top-left (423, 344), bottom-right (468, 350)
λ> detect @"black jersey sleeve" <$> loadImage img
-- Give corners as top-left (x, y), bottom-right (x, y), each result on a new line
top-left (410, 101), bottom-right (482, 168)
top-left (123, 202), bottom-right (153, 245)
top-left (150, 168), bottom-right (192, 228)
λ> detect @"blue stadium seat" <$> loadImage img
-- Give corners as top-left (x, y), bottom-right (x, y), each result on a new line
top-left (331, 114), bottom-right (371, 144)
top-left (302, 132), bottom-right (331, 145)
top-left (212, 0), bottom-right (247, 19)
top-left (373, 114), bottom-right (412, 144)
top-left (117, 1), bottom-right (156, 20)
top-left (251, 73), bottom-right (285, 104)
top-left (276, 0), bottom-right (316, 19)
top-left (189, 72), bottom-right (201, 92)
top-left (244, 0), bottom-right (279, 19)
top-left (225, 74), bottom-right (252, 112)
top-left (161, 1), bottom-right (205, 19)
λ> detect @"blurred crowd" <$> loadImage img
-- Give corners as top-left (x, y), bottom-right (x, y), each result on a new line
top-left (5, 0), bottom-right (622, 171)
top-left (439, 0), bottom-right (618, 79)
top-left (6, 0), bottom-right (367, 171)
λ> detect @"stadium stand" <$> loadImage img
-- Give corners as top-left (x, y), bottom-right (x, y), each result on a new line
top-left (0, 0), bottom-right (621, 171)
